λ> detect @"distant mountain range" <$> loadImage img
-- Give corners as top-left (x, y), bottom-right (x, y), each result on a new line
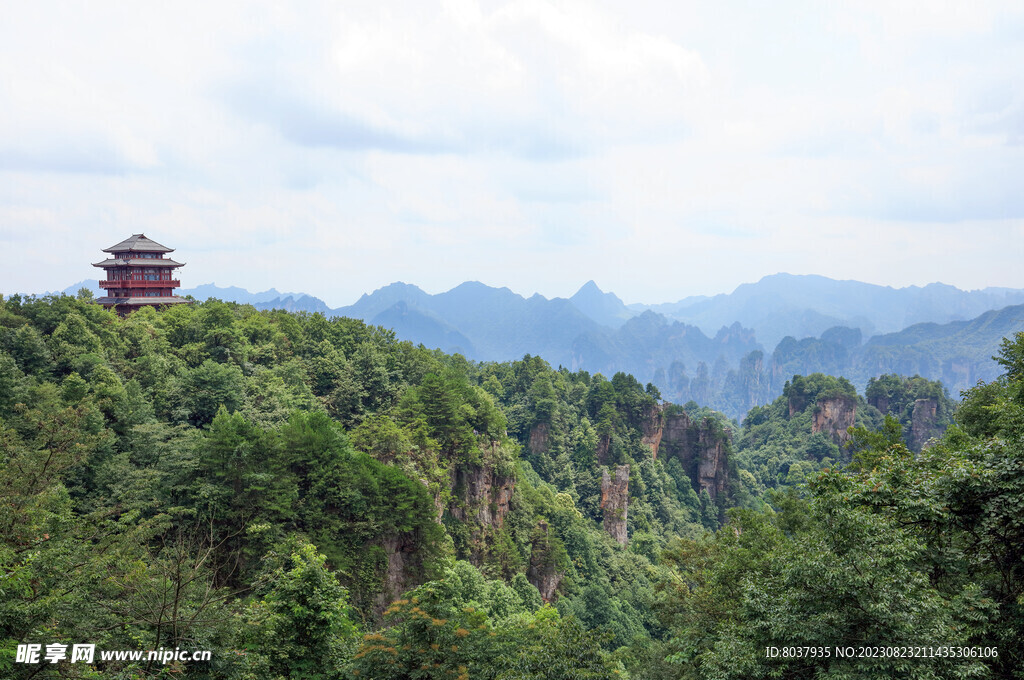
top-left (55, 275), bottom-right (1024, 418)
top-left (634, 274), bottom-right (1024, 349)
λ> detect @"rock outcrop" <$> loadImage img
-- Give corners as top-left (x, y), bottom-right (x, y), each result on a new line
top-left (528, 422), bottom-right (549, 456)
top-left (693, 426), bottom-right (728, 499)
top-left (527, 520), bottom-right (564, 601)
top-left (910, 397), bottom-right (939, 451)
top-left (640, 405), bottom-right (662, 459)
top-left (864, 375), bottom-right (950, 451)
top-left (867, 392), bottom-right (888, 415)
top-left (655, 409), bottom-right (730, 500)
top-left (448, 464), bottom-right (515, 563)
top-left (600, 465), bottom-right (630, 546)
top-left (596, 433), bottom-right (611, 465)
top-left (811, 395), bottom-right (856, 444)
top-left (373, 532), bottom-right (422, 614)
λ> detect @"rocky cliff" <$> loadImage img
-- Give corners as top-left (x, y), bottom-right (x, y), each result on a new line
top-left (867, 392), bottom-right (888, 415)
top-left (910, 397), bottom-right (939, 451)
top-left (694, 426), bottom-right (729, 499)
top-left (864, 375), bottom-right (951, 451)
top-left (653, 408), bottom-right (730, 500)
top-left (528, 422), bottom-right (549, 456)
top-left (600, 465), bottom-right (630, 546)
top-left (811, 395), bottom-right (856, 443)
top-left (374, 533), bottom-right (421, 612)
top-left (641, 406), bottom-right (662, 459)
top-left (595, 433), bottom-right (613, 465)
top-left (527, 520), bottom-right (564, 601)
top-left (448, 463), bottom-right (515, 563)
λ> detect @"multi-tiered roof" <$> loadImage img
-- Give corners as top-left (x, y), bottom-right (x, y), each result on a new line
top-left (93, 234), bottom-right (191, 315)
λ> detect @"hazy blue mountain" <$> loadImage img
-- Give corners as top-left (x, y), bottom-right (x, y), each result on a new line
top-left (174, 284), bottom-right (334, 313)
top-left (336, 282), bottom-right (432, 320)
top-left (759, 304), bottom-right (1024, 409)
top-left (183, 283), bottom-right (297, 304)
top-left (327, 281), bottom-right (761, 378)
top-left (251, 294), bottom-right (332, 314)
top-left (655, 302), bottom-right (1024, 421)
top-left (332, 281), bottom-right (601, 364)
top-left (571, 313), bottom-right (762, 385)
top-left (569, 280), bottom-right (635, 328)
top-left (53, 275), bottom-right (1024, 364)
top-left (639, 273), bottom-right (1024, 349)
top-left (629, 294), bottom-right (709, 316)
top-left (418, 282), bottom-right (602, 364)
top-left (855, 303), bottom-right (1024, 391)
top-left (370, 300), bottom-right (476, 357)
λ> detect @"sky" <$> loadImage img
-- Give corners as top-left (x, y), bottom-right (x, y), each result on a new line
top-left (2, 0), bottom-right (1024, 307)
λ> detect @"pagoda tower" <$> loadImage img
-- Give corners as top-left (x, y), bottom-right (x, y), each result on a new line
top-left (93, 234), bottom-right (191, 315)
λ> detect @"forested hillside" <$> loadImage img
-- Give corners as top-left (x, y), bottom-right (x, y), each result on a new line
top-left (2, 292), bottom-right (1022, 678)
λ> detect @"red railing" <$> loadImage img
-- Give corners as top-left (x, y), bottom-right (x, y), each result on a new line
top-left (100, 279), bottom-right (180, 289)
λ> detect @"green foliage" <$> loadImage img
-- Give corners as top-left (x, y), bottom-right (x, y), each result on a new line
top-left (735, 373), bottom-right (883, 494)
top-left (783, 372), bottom-right (856, 411)
top-left (845, 414), bottom-right (908, 472)
top-left (348, 568), bottom-right (616, 680)
top-left (399, 369), bottom-right (507, 462)
top-left (9, 293), bottom-right (1024, 679)
top-left (995, 330), bottom-right (1024, 380)
top-left (657, 497), bottom-right (989, 679)
top-left (236, 540), bottom-right (358, 679)
top-left (654, 335), bottom-right (1024, 678)
top-left (172, 359), bottom-right (246, 426)
top-left (864, 373), bottom-right (955, 449)
top-left (0, 296), bottom-right (456, 677)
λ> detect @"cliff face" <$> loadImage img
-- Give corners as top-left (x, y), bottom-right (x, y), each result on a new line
top-left (910, 397), bottom-right (939, 451)
top-left (865, 374), bottom-right (950, 452)
top-left (600, 465), bottom-right (630, 546)
top-left (867, 393), bottom-right (888, 415)
top-left (694, 425), bottom-right (728, 499)
top-left (662, 410), bottom-right (690, 448)
top-left (448, 464), bottom-right (515, 563)
top-left (655, 409), bottom-right (730, 500)
top-left (641, 405), bottom-right (662, 459)
top-left (379, 464), bottom-right (510, 611)
top-left (596, 433), bottom-right (611, 464)
top-left (528, 422), bottom-right (549, 456)
top-left (527, 520), bottom-right (564, 601)
top-left (375, 533), bottom-right (420, 611)
top-left (811, 395), bottom-right (856, 443)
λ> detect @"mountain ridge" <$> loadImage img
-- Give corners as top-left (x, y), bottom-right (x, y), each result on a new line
top-left (43, 276), bottom-right (1024, 418)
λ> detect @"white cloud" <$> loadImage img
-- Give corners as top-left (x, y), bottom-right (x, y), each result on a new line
top-left (225, 0), bottom-right (709, 156)
top-left (1, 0), bottom-right (1023, 304)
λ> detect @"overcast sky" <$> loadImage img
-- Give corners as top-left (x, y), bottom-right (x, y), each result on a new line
top-left (2, 1), bottom-right (1024, 306)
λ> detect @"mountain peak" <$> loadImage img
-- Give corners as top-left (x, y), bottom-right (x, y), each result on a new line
top-left (574, 280), bottom-right (604, 296)
top-left (568, 280), bottom-right (634, 328)
top-left (370, 281), bottom-right (426, 295)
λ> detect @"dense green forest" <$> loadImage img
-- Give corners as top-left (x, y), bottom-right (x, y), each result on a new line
top-left (1, 292), bottom-right (1021, 678)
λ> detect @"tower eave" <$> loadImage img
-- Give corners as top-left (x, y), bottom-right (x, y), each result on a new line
top-left (92, 258), bottom-right (185, 268)
top-left (101, 233), bottom-right (174, 253)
